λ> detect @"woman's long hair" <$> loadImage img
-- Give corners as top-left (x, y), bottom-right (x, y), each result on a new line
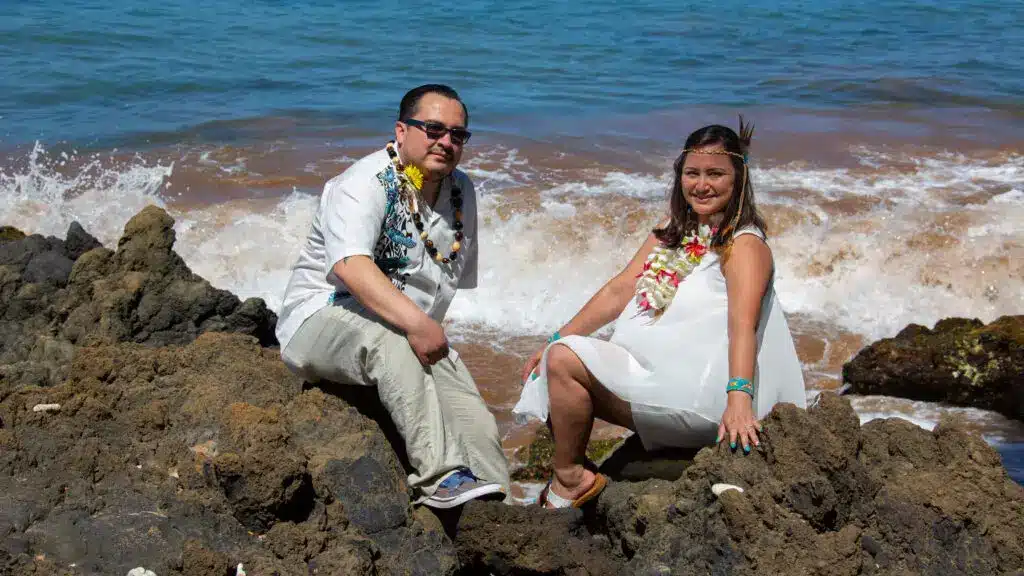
top-left (654, 117), bottom-right (766, 251)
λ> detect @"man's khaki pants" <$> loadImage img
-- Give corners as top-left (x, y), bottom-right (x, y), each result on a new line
top-left (282, 304), bottom-right (510, 502)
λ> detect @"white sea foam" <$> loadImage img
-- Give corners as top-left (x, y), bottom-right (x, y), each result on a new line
top-left (461, 146), bottom-right (531, 191)
top-left (848, 395), bottom-right (1024, 443)
top-left (447, 194), bottom-right (650, 333)
top-left (198, 150), bottom-right (250, 175)
top-left (991, 189), bottom-right (1023, 204)
top-left (765, 156), bottom-right (1024, 341)
top-left (0, 142), bottom-right (173, 245)
top-left (3, 143), bottom-right (1020, 342)
top-left (172, 192), bottom-right (319, 309)
top-left (543, 171), bottom-right (667, 199)
top-left (456, 148), bottom-right (1024, 342)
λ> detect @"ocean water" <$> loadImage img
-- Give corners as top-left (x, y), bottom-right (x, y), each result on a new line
top-left (3, 0), bottom-right (1024, 144)
top-left (2, 1), bottom-right (1022, 481)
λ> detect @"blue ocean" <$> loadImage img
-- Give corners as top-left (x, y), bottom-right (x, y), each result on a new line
top-left (1, 0), bottom-right (1022, 483)
top-left (3, 0), bottom-right (1024, 144)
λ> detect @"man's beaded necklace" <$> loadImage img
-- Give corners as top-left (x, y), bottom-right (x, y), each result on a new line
top-left (386, 141), bottom-right (463, 264)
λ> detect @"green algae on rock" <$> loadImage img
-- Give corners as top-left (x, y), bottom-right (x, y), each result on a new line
top-left (844, 315), bottom-right (1024, 421)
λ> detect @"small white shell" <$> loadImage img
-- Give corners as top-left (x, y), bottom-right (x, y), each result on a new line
top-left (711, 483), bottom-right (745, 497)
top-left (32, 403), bottom-right (60, 413)
top-left (236, 563), bottom-right (247, 576)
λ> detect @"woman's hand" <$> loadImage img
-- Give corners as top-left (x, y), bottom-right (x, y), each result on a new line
top-left (521, 347), bottom-right (546, 383)
top-left (717, 392), bottom-right (761, 453)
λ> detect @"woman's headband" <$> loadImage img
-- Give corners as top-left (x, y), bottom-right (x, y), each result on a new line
top-left (681, 148), bottom-right (748, 164)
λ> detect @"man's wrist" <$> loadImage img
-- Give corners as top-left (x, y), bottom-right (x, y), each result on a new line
top-left (399, 310), bottom-right (433, 335)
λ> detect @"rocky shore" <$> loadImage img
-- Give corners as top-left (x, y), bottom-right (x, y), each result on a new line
top-left (2, 208), bottom-right (1022, 575)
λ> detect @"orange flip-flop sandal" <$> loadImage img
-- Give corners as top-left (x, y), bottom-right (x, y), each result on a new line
top-left (539, 473), bottom-right (608, 509)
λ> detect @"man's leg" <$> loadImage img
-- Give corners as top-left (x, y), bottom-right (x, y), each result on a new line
top-left (282, 305), bottom-right (469, 501)
top-left (429, 356), bottom-right (511, 497)
top-left (364, 325), bottom-right (483, 501)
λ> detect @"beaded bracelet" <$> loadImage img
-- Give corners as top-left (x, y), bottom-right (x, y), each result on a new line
top-left (726, 377), bottom-right (754, 397)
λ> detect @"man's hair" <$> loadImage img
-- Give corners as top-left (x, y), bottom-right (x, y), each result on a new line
top-left (398, 84), bottom-right (469, 124)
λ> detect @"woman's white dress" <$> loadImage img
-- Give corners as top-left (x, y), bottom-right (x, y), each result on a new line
top-left (512, 227), bottom-right (806, 450)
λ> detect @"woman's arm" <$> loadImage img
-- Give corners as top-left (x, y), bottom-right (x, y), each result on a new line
top-left (520, 230), bottom-right (661, 382)
top-left (718, 234), bottom-right (774, 450)
top-left (723, 235), bottom-right (773, 384)
top-left (556, 231), bottom-right (662, 337)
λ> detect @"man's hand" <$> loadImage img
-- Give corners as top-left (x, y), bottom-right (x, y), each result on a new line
top-left (333, 256), bottom-right (450, 366)
top-left (406, 315), bottom-right (450, 366)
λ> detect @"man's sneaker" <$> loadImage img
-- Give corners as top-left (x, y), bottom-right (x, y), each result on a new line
top-left (422, 468), bottom-right (505, 509)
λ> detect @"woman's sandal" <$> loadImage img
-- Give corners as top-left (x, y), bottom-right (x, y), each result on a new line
top-left (538, 473), bottom-right (608, 509)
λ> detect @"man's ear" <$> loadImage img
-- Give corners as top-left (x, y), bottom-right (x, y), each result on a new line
top-left (394, 121), bottom-right (406, 146)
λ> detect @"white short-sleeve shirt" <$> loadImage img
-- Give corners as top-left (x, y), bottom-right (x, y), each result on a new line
top-left (275, 147), bottom-right (478, 351)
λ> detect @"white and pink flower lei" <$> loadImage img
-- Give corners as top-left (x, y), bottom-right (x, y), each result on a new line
top-left (635, 224), bottom-right (714, 315)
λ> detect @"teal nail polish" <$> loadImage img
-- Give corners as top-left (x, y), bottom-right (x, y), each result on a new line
top-left (730, 442), bottom-right (736, 450)
top-left (715, 435), bottom-right (721, 444)
top-left (743, 445), bottom-right (750, 454)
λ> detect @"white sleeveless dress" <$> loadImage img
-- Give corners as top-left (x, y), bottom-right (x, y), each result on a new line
top-left (512, 227), bottom-right (806, 450)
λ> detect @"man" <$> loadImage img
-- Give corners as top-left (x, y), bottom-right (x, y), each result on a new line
top-left (276, 84), bottom-right (509, 508)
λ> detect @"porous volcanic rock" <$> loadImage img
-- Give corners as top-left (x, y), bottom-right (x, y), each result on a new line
top-left (844, 316), bottom-right (1024, 421)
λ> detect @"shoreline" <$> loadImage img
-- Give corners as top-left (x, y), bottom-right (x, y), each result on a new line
top-left (4, 103), bottom-right (1023, 166)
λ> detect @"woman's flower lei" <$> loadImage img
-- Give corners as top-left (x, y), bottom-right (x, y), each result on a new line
top-left (635, 224), bottom-right (714, 315)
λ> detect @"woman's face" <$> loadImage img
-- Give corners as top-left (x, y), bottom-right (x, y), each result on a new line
top-left (681, 147), bottom-right (736, 220)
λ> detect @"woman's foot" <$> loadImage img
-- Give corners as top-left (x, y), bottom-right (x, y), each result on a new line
top-left (542, 466), bottom-right (605, 509)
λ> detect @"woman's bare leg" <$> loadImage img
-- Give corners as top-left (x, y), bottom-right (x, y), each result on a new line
top-left (546, 343), bottom-right (633, 504)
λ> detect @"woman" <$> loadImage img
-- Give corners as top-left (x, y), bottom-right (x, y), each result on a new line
top-left (513, 119), bottom-right (806, 509)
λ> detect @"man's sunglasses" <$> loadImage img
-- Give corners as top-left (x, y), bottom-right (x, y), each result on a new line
top-left (403, 119), bottom-right (472, 145)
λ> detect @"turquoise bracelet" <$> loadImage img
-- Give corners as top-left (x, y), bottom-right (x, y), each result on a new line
top-left (528, 332), bottom-right (561, 381)
top-left (726, 377), bottom-right (754, 397)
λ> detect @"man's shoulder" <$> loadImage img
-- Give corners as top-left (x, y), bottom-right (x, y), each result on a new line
top-left (326, 148), bottom-right (391, 191)
top-left (450, 167), bottom-right (475, 194)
